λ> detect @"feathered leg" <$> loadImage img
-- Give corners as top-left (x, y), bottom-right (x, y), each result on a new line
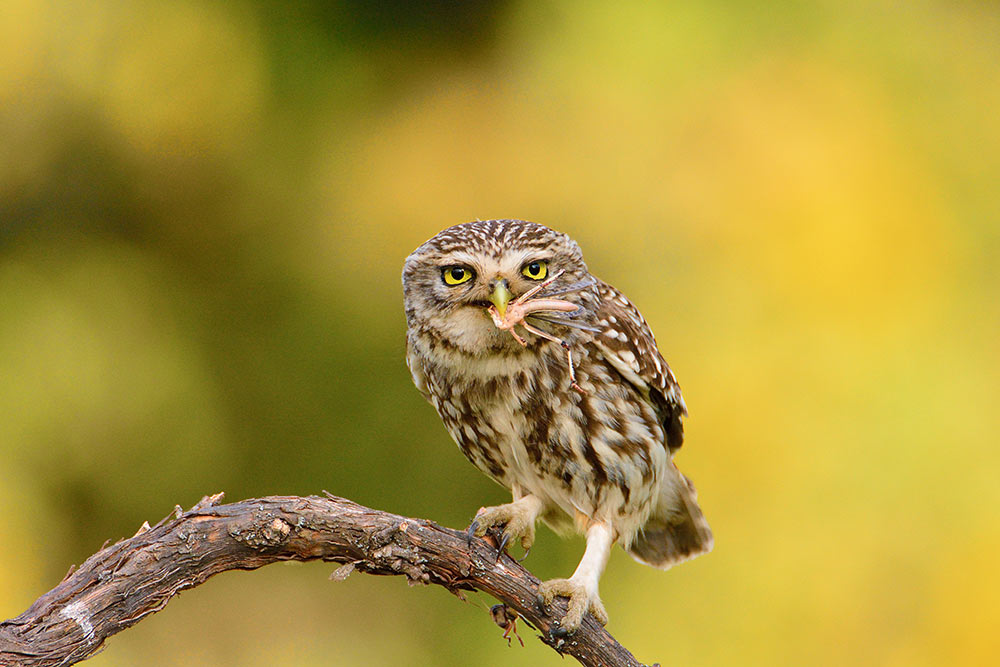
top-left (537, 521), bottom-right (613, 634)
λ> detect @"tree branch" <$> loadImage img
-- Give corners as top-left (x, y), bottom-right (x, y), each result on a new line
top-left (0, 493), bottom-right (650, 667)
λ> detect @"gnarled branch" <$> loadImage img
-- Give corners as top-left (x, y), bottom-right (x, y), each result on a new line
top-left (0, 493), bottom-right (649, 666)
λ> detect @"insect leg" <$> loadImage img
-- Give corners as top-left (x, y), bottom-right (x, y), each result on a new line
top-left (562, 341), bottom-right (585, 394)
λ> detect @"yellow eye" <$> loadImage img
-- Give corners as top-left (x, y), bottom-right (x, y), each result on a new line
top-left (442, 266), bottom-right (474, 285)
top-left (522, 260), bottom-right (548, 281)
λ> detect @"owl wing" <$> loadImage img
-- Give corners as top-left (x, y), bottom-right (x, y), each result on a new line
top-left (589, 280), bottom-right (687, 453)
top-left (590, 282), bottom-right (712, 568)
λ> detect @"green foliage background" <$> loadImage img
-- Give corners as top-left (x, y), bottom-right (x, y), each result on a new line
top-left (2, 1), bottom-right (998, 665)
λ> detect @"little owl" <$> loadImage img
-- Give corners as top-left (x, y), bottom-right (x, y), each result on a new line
top-left (402, 219), bottom-right (712, 633)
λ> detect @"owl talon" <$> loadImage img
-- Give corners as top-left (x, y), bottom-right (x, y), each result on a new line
top-left (471, 497), bottom-right (541, 558)
top-left (466, 520), bottom-right (480, 547)
top-left (496, 530), bottom-right (510, 562)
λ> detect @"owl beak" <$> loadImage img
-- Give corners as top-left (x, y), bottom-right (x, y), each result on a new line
top-left (489, 279), bottom-right (513, 319)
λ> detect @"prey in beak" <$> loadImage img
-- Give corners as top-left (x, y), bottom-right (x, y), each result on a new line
top-left (486, 269), bottom-right (587, 393)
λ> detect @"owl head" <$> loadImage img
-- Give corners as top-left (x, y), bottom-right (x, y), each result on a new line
top-left (402, 220), bottom-right (593, 354)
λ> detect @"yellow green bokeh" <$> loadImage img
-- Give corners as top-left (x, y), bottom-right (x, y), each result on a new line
top-left (2, 1), bottom-right (998, 665)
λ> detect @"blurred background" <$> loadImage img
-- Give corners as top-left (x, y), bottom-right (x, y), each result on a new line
top-left (2, 0), bottom-right (998, 665)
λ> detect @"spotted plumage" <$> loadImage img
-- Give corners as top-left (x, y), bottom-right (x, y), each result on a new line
top-left (402, 219), bottom-right (711, 633)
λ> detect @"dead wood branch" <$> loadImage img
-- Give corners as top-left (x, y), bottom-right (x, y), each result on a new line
top-left (0, 493), bottom-right (649, 667)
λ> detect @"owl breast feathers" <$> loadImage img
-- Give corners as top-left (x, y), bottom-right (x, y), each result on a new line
top-left (402, 219), bottom-right (711, 632)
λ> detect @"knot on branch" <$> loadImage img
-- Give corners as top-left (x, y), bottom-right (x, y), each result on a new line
top-left (365, 521), bottom-right (430, 585)
top-left (229, 513), bottom-right (292, 549)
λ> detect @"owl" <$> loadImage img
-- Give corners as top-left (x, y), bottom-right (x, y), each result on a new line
top-left (402, 220), bottom-right (712, 633)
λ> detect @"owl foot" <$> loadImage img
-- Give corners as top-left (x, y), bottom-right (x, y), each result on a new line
top-left (536, 577), bottom-right (609, 635)
top-left (469, 494), bottom-right (543, 560)
top-left (470, 502), bottom-right (537, 555)
top-left (537, 522), bottom-right (614, 635)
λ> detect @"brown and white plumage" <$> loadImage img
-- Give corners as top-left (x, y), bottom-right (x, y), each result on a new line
top-left (402, 219), bottom-right (711, 632)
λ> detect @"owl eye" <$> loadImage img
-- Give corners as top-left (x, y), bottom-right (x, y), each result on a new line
top-left (521, 260), bottom-right (548, 281)
top-left (442, 266), bottom-right (474, 285)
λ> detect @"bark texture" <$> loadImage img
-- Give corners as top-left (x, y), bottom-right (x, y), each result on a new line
top-left (0, 493), bottom-right (650, 667)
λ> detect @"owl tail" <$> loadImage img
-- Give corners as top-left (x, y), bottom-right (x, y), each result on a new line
top-left (626, 462), bottom-right (713, 569)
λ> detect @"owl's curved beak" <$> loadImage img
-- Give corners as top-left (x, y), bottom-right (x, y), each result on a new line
top-left (489, 279), bottom-right (513, 319)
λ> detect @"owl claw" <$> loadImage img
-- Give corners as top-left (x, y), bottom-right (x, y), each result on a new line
top-left (537, 578), bottom-right (609, 634)
top-left (466, 520), bottom-right (480, 547)
top-left (495, 531), bottom-right (510, 562)
top-left (470, 498), bottom-right (540, 558)
top-left (467, 517), bottom-right (508, 560)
